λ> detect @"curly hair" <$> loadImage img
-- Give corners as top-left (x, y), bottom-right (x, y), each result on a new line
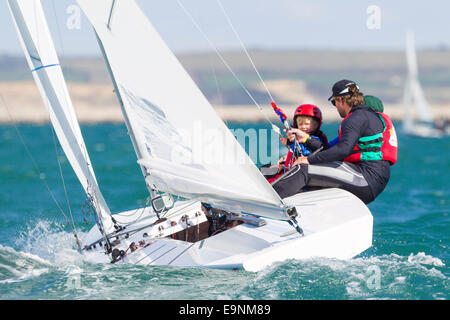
top-left (335, 84), bottom-right (364, 107)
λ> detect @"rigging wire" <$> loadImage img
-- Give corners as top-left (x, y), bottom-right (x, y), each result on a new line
top-left (49, 1), bottom-right (117, 238)
top-left (176, 0), bottom-right (282, 135)
top-left (49, 0), bottom-right (95, 187)
top-left (214, 0), bottom-right (275, 102)
top-left (49, 0), bottom-right (85, 229)
top-left (0, 95), bottom-right (82, 252)
top-left (50, 125), bottom-right (78, 238)
top-left (176, 1), bottom-right (301, 234)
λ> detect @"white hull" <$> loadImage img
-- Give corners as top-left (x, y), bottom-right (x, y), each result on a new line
top-left (81, 188), bottom-right (373, 272)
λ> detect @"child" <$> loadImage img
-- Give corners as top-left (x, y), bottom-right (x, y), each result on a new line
top-left (261, 104), bottom-right (328, 182)
top-left (285, 104), bottom-right (328, 157)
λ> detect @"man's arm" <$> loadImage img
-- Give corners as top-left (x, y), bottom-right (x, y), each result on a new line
top-left (307, 114), bottom-right (364, 164)
top-left (303, 135), bottom-right (326, 153)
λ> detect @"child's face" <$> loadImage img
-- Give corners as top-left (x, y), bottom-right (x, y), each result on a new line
top-left (296, 116), bottom-right (319, 133)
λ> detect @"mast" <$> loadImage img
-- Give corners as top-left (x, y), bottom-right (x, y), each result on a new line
top-left (7, 0), bottom-right (116, 250)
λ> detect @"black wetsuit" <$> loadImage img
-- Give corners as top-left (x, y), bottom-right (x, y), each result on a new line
top-left (272, 105), bottom-right (391, 204)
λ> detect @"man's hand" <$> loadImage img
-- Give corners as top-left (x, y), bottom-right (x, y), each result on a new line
top-left (293, 156), bottom-right (309, 165)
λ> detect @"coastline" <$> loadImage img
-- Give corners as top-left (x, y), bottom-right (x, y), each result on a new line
top-left (1, 81), bottom-right (449, 124)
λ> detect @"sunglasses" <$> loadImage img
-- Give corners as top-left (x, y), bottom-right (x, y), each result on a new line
top-left (331, 98), bottom-right (336, 106)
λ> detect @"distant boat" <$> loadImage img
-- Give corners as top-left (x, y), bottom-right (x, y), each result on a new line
top-left (402, 31), bottom-right (449, 138)
top-left (7, 0), bottom-right (373, 271)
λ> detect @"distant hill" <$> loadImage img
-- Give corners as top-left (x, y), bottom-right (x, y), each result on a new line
top-left (2, 49), bottom-right (450, 105)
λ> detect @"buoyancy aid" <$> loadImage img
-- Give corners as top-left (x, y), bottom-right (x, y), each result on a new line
top-left (339, 111), bottom-right (397, 165)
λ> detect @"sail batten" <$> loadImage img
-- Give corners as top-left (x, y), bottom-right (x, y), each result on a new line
top-left (8, 0), bottom-right (114, 231)
top-left (77, 0), bottom-right (289, 220)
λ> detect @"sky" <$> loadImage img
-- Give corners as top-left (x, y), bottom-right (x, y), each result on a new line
top-left (1, 0), bottom-right (450, 56)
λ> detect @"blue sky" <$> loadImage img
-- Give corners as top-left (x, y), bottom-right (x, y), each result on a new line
top-left (1, 0), bottom-right (450, 56)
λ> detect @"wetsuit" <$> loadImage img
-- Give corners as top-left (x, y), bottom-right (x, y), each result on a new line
top-left (272, 105), bottom-right (392, 204)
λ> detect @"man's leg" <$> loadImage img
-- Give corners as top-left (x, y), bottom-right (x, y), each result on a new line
top-left (271, 165), bottom-right (308, 199)
top-left (272, 161), bottom-right (375, 204)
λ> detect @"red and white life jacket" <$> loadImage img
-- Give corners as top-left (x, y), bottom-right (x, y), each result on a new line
top-left (338, 111), bottom-right (397, 165)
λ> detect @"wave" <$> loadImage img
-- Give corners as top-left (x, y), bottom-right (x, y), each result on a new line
top-left (0, 218), bottom-right (447, 300)
top-left (0, 244), bottom-right (52, 284)
top-left (243, 252), bottom-right (448, 300)
top-left (14, 219), bottom-right (84, 266)
top-left (0, 219), bottom-right (86, 291)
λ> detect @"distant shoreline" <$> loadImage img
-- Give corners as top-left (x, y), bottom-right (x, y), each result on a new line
top-left (1, 81), bottom-right (449, 124)
top-left (1, 103), bottom-right (449, 124)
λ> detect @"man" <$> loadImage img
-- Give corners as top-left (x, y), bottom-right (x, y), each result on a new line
top-left (272, 79), bottom-right (397, 204)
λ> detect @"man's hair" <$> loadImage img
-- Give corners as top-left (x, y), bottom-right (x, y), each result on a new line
top-left (335, 84), bottom-right (364, 107)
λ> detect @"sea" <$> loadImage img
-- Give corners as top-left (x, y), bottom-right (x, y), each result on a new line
top-left (0, 121), bottom-right (448, 301)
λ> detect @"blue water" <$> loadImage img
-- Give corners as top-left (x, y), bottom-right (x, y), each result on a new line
top-left (0, 122), bottom-right (448, 300)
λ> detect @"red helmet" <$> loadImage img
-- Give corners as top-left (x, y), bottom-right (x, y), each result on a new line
top-left (293, 104), bottom-right (322, 129)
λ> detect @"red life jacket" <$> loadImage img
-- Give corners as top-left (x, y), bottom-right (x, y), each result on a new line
top-left (266, 148), bottom-right (295, 184)
top-left (338, 111), bottom-right (397, 165)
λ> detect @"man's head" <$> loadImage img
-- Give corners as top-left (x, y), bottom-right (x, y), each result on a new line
top-left (328, 79), bottom-right (364, 118)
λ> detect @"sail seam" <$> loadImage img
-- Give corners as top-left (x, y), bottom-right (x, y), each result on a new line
top-left (31, 63), bottom-right (59, 72)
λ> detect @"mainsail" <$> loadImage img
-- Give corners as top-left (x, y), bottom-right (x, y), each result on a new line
top-left (7, 0), bottom-right (114, 231)
top-left (77, 0), bottom-right (290, 220)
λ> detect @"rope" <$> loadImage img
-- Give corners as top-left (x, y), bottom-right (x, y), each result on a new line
top-left (50, 125), bottom-right (78, 237)
top-left (0, 95), bottom-right (82, 252)
top-left (215, 0), bottom-right (275, 102)
top-left (50, 1), bottom-right (117, 239)
top-left (176, 0), bottom-right (281, 135)
top-left (50, 0), bottom-right (93, 175)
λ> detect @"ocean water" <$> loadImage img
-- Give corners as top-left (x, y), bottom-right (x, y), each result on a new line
top-left (0, 121), bottom-right (448, 300)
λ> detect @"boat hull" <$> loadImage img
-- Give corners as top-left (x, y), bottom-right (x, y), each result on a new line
top-left (81, 188), bottom-right (373, 271)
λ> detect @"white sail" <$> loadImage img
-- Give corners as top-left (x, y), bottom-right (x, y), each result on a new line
top-left (76, 0), bottom-right (290, 220)
top-left (7, 0), bottom-right (114, 231)
top-left (404, 30), bottom-right (434, 124)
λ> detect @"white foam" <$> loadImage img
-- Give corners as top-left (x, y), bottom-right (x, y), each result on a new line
top-left (407, 252), bottom-right (445, 267)
top-left (0, 244), bottom-right (52, 266)
top-left (0, 267), bottom-right (49, 284)
top-left (14, 219), bottom-right (85, 267)
top-left (0, 244), bottom-right (52, 284)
